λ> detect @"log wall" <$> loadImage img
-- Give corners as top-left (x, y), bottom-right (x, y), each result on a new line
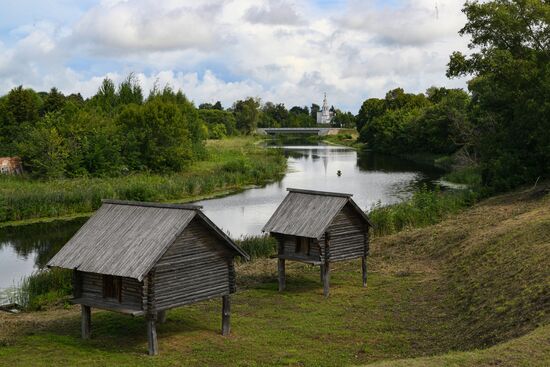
top-left (279, 234), bottom-right (321, 262)
top-left (78, 271), bottom-right (144, 310)
top-left (320, 203), bottom-right (369, 262)
top-left (153, 218), bottom-right (233, 310)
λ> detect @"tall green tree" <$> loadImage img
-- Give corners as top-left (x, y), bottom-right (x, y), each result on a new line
top-left (447, 0), bottom-right (550, 190)
top-left (233, 98), bottom-right (261, 134)
top-left (117, 73), bottom-right (143, 105)
top-left (0, 86), bottom-right (42, 155)
top-left (41, 87), bottom-right (66, 115)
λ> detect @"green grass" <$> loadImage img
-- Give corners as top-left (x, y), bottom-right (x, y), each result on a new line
top-left (0, 263), bottom-right (451, 366)
top-left (1, 184), bottom-right (548, 366)
top-left (235, 235), bottom-right (277, 260)
top-left (368, 186), bottom-right (478, 237)
top-left (8, 268), bottom-right (73, 311)
top-left (366, 324), bottom-right (550, 367)
top-left (323, 130), bottom-right (363, 149)
top-left (442, 166), bottom-right (482, 186)
top-left (0, 137), bottom-right (286, 225)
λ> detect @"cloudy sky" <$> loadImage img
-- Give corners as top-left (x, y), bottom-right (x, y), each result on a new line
top-left (0, 0), bottom-right (470, 112)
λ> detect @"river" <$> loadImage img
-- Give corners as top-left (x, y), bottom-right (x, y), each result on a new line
top-left (0, 143), bottom-right (443, 303)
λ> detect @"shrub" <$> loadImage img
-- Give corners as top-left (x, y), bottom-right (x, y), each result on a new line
top-left (9, 268), bottom-right (72, 311)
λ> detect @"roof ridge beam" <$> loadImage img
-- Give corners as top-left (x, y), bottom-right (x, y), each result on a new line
top-left (286, 188), bottom-right (353, 198)
top-left (101, 199), bottom-right (203, 210)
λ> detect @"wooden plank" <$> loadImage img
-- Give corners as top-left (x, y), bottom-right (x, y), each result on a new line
top-left (72, 297), bottom-right (144, 316)
top-left (147, 316), bottom-right (158, 356)
top-left (362, 256), bottom-right (367, 287)
top-left (222, 295), bottom-right (231, 336)
top-left (278, 258), bottom-right (286, 292)
top-left (323, 232), bottom-right (331, 298)
top-left (81, 305), bottom-right (91, 339)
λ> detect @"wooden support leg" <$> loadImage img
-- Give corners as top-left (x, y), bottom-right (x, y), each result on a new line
top-left (322, 262), bottom-right (330, 298)
top-left (362, 256), bottom-right (368, 287)
top-left (157, 310), bottom-right (167, 324)
top-left (147, 316), bottom-right (159, 356)
top-left (278, 258), bottom-right (286, 291)
top-left (222, 295), bottom-right (231, 336)
top-left (320, 264), bottom-right (324, 284)
top-left (81, 305), bottom-right (91, 339)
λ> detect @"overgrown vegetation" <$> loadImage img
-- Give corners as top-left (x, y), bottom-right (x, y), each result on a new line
top-left (0, 137), bottom-right (286, 224)
top-left (235, 235), bottom-right (277, 260)
top-left (369, 186), bottom-right (478, 237)
top-left (8, 268), bottom-right (72, 311)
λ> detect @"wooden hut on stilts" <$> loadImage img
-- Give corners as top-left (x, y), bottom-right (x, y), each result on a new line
top-left (47, 200), bottom-right (249, 355)
top-left (263, 188), bottom-right (372, 297)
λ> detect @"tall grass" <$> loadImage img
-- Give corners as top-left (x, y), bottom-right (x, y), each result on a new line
top-left (369, 186), bottom-right (478, 237)
top-left (442, 166), bottom-right (482, 186)
top-left (236, 235), bottom-right (278, 260)
top-left (8, 268), bottom-right (72, 311)
top-left (0, 137), bottom-right (286, 223)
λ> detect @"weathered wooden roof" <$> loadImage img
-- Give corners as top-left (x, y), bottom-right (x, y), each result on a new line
top-left (48, 200), bottom-right (248, 281)
top-left (262, 188), bottom-right (372, 238)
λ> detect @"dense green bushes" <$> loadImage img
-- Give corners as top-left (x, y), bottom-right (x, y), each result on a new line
top-left (0, 79), bottom-right (208, 178)
top-left (0, 138), bottom-right (286, 223)
top-left (357, 87), bottom-right (469, 156)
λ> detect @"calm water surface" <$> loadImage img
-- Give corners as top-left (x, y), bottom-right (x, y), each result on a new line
top-left (0, 143), bottom-right (442, 303)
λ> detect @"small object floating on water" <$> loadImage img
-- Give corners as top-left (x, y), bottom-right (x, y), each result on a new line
top-left (337, 170), bottom-right (342, 177)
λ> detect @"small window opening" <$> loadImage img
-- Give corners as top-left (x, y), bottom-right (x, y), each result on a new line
top-left (103, 275), bottom-right (122, 302)
top-left (295, 237), bottom-right (311, 256)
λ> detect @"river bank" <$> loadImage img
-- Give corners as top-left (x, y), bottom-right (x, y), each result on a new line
top-left (0, 137), bottom-right (287, 228)
top-left (1, 181), bottom-right (548, 366)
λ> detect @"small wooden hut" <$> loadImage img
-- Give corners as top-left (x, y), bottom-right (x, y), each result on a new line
top-left (47, 200), bottom-right (249, 355)
top-left (263, 188), bottom-right (372, 297)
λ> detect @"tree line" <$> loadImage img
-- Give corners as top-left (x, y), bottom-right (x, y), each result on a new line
top-left (356, 0), bottom-right (549, 193)
top-left (0, 75), bottom-right (353, 179)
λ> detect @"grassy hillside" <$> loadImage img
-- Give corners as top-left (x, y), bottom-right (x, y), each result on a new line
top-left (367, 324), bottom-right (550, 367)
top-left (0, 184), bottom-right (548, 366)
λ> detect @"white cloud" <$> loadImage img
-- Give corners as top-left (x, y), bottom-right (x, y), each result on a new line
top-left (0, 0), bottom-right (471, 112)
top-left (70, 0), bottom-right (228, 55)
top-left (244, 0), bottom-right (305, 26)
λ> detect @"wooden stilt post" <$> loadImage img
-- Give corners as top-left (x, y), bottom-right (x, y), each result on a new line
top-left (278, 258), bottom-right (286, 291)
top-left (146, 270), bottom-right (158, 356)
top-left (323, 262), bottom-right (330, 297)
top-left (362, 230), bottom-right (369, 287)
top-left (277, 237), bottom-right (286, 291)
top-left (362, 256), bottom-right (367, 287)
top-left (157, 310), bottom-right (167, 324)
top-left (323, 232), bottom-right (331, 298)
top-left (147, 315), bottom-right (158, 356)
top-left (222, 295), bottom-right (231, 336)
top-left (81, 305), bottom-right (91, 339)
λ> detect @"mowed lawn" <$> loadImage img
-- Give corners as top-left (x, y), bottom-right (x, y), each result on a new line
top-left (0, 259), bottom-right (448, 367)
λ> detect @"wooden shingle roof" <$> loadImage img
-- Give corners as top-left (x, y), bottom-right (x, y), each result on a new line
top-left (262, 188), bottom-right (372, 238)
top-left (47, 200), bottom-right (248, 281)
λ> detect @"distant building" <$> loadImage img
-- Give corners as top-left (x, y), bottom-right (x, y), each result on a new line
top-left (316, 93), bottom-right (335, 125)
top-left (0, 157), bottom-right (23, 175)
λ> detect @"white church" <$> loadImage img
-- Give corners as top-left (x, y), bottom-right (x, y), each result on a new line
top-left (316, 93), bottom-right (335, 125)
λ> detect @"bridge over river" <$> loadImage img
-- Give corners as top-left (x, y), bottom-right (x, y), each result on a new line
top-left (257, 127), bottom-right (340, 136)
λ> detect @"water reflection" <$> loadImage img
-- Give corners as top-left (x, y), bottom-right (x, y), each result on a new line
top-left (0, 143), bottom-right (443, 301)
top-left (0, 219), bottom-right (85, 291)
